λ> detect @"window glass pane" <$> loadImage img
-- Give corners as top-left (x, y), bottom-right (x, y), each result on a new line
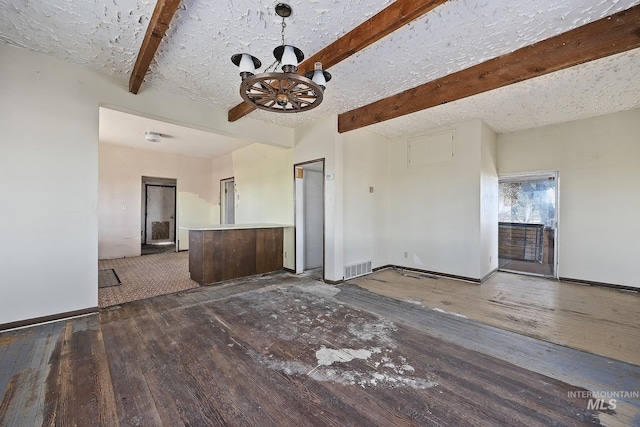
top-left (499, 178), bottom-right (555, 227)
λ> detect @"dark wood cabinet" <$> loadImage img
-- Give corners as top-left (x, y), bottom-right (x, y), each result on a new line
top-left (188, 227), bottom-right (284, 285)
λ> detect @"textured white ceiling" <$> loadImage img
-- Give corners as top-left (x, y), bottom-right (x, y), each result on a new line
top-left (99, 106), bottom-right (251, 158)
top-left (369, 47), bottom-right (640, 138)
top-left (1, 0), bottom-right (640, 142)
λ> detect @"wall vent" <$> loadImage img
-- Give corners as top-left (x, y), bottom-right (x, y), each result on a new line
top-left (344, 261), bottom-right (372, 280)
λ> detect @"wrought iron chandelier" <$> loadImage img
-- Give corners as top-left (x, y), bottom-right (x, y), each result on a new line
top-left (231, 3), bottom-right (331, 113)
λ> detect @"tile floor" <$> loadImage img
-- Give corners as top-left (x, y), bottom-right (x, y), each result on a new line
top-left (98, 268), bottom-right (121, 288)
top-left (98, 252), bottom-right (198, 307)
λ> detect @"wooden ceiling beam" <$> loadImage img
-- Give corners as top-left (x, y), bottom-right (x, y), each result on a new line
top-left (338, 5), bottom-right (640, 133)
top-left (228, 0), bottom-right (449, 122)
top-left (129, 0), bottom-right (182, 94)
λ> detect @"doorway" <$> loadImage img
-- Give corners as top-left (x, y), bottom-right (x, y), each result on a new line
top-left (220, 177), bottom-right (235, 225)
top-left (294, 160), bottom-right (325, 280)
top-left (142, 176), bottom-right (177, 255)
top-left (498, 172), bottom-right (558, 277)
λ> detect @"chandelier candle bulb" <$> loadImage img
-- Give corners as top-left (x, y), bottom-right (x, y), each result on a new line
top-left (273, 44), bottom-right (304, 73)
top-left (239, 54), bottom-right (257, 74)
top-left (313, 63), bottom-right (326, 87)
top-left (281, 45), bottom-right (299, 68)
top-left (231, 53), bottom-right (261, 80)
top-left (312, 71), bottom-right (326, 87)
top-left (306, 62), bottom-right (332, 91)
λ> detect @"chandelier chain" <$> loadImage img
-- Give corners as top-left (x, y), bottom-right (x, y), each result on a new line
top-left (281, 17), bottom-right (286, 46)
top-left (264, 16), bottom-right (288, 73)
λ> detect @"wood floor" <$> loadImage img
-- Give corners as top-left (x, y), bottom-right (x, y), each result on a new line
top-left (350, 269), bottom-right (640, 366)
top-left (498, 258), bottom-right (555, 276)
top-left (1, 271), bottom-right (639, 426)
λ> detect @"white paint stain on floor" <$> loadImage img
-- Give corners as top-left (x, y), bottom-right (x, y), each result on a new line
top-left (244, 281), bottom-right (438, 391)
top-left (315, 346), bottom-right (379, 366)
top-left (310, 345), bottom-right (438, 390)
top-left (309, 365), bottom-right (438, 390)
top-left (432, 307), bottom-right (467, 318)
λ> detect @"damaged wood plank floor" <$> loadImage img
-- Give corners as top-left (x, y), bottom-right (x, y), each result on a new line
top-left (350, 269), bottom-right (640, 366)
top-left (1, 272), bottom-right (638, 426)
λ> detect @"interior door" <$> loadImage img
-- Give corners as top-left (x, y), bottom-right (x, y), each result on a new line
top-left (145, 185), bottom-right (176, 244)
top-left (220, 178), bottom-right (235, 224)
top-left (303, 169), bottom-right (323, 269)
top-left (498, 173), bottom-right (558, 277)
top-left (294, 160), bottom-right (325, 276)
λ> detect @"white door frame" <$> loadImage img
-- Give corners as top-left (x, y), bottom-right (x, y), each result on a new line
top-left (294, 159), bottom-right (325, 276)
top-left (220, 177), bottom-right (235, 225)
top-left (143, 184), bottom-right (177, 244)
top-left (498, 170), bottom-right (559, 278)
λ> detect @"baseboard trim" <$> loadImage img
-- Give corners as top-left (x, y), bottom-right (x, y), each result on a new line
top-left (559, 277), bottom-right (639, 293)
top-left (389, 265), bottom-right (482, 284)
top-left (373, 264), bottom-right (393, 272)
top-left (354, 264), bottom-right (485, 284)
top-left (0, 307), bottom-right (99, 332)
top-left (333, 265), bottom-right (637, 291)
top-left (480, 268), bottom-right (499, 283)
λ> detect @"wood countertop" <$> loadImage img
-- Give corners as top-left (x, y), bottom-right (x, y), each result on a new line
top-left (181, 223), bottom-right (293, 231)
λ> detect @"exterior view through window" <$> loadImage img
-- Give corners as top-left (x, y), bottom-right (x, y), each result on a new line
top-left (498, 174), bottom-right (557, 277)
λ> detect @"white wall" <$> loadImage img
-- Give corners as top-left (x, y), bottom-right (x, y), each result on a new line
top-left (296, 117), bottom-right (496, 282)
top-left (294, 115), bottom-right (344, 282)
top-left (498, 109), bottom-right (640, 288)
top-left (211, 153), bottom-right (234, 225)
top-left (232, 143), bottom-right (294, 224)
top-left (0, 46), bottom-right (99, 324)
top-left (387, 120), bottom-right (485, 279)
top-left (343, 128), bottom-right (390, 270)
top-left (231, 143), bottom-right (295, 270)
top-left (480, 122), bottom-right (499, 278)
top-left (0, 44), bottom-right (294, 326)
top-left (99, 143), bottom-right (215, 258)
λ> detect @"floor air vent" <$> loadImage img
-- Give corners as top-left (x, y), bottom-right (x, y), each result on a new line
top-left (344, 261), bottom-right (372, 280)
